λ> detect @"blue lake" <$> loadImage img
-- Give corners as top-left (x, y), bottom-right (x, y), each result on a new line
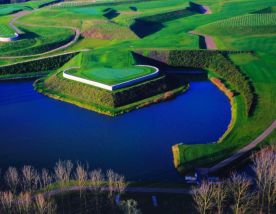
top-left (0, 79), bottom-right (231, 181)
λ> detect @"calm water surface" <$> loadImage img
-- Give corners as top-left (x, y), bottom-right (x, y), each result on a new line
top-left (0, 79), bottom-right (231, 181)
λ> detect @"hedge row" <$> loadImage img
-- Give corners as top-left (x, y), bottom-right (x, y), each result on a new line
top-left (0, 52), bottom-right (79, 76)
top-left (5, 35), bottom-right (74, 57)
top-left (168, 50), bottom-right (255, 115)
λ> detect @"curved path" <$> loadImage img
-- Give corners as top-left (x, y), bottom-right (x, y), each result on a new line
top-left (188, 6), bottom-right (217, 50)
top-left (0, 10), bottom-right (81, 59)
top-left (198, 120), bottom-right (276, 175)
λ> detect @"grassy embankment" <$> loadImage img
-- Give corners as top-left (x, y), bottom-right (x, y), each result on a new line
top-left (0, 51), bottom-right (79, 79)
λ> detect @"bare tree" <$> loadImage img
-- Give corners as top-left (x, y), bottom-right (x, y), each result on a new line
top-left (252, 145), bottom-right (276, 213)
top-left (228, 172), bottom-right (252, 214)
top-left (107, 169), bottom-right (116, 199)
top-left (54, 160), bottom-right (73, 189)
top-left (34, 193), bottom-right (56, 214)
top-left (17, 192), bottom-right (32, 213)
top-left (212, 181), bottom-right (227, 214)
top-left (89, 169), bottom-right (105, 213)
top-left (192, 180), bottom-right (214, 214)
top-left (22, 165), bottom-right (40, 192)
top-left (41, 169), bottom-right (53, 190)
top-left (75, 162), bottom-right (88, 199)
top-left (89, 169), bottom-right (104, 191)
top-left (119, 199), bottom-right (142, 214)
top-left (116, 174), bottom-right (126, 195)
top-left (5, 167), bottom-right (19, 193)
top-left (75, 162), bottom-right (88, 188)
top-left (0, 191), bottom-right (14, 213)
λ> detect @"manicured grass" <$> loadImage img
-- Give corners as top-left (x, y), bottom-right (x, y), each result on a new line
top-left (0, 24), bottom-right (15, 37)
top-left (0, 0), bottom-right (58, 16)
top-left (198, 13), bottom-right (276, 35)
top-left (0, 25), bottom-right (74, 56)
top-left (67, 66), bottom-right (155, 85)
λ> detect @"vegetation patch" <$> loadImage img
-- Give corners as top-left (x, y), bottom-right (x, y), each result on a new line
top-left (0, 52), bottom-right (79, 79)
top-left (0, 24), bottom-right (15, 38)
top-left (0, 26), bottom-right (74, 56)
top-left (82, 20), bottom-right (137, 40)
top-left (198, 13), bottom-right (276, 35)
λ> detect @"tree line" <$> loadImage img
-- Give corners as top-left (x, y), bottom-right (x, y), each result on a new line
top-left (0, 52), bottom-right (78, 76)
top-left (193, 145), bottom-right (276, 214)
top-left (168, 50), bottom-right (256, 116)
top-left (0, 160), bottom-right (137, 214)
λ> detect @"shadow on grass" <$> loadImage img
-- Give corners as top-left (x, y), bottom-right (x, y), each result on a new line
top-left (20, 29), bottom-right (39, 40)
top-left (130, 19), bottom-right (164, 38)
top-left (129, 6), bottom-right (137, 11)
top-left (133, 52), bottom-right (207, 81)
top-left (199, 35), bottom-right (207, 49)
top-left (130, 8), bottom-right (196, 38)
top-left (104, 9), bottom-right (120, 19)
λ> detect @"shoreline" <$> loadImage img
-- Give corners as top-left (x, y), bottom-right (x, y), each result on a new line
top-left (34, 78), bottom-right (189, 117)
top-left (209, 77), bottom-right (236, 143)
top-left (172, 77), bottom-right (236, 171)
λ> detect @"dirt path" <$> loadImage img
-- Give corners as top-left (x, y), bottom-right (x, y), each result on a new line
top-left (199, 120), bottom-right (276, 175)
top-left (204, 35), bottom-right (217, 49)
top-left (9, 10), bottom-right (31, 34)
top-left (43, 186), bottom-right (193, 198)
top-left (189, 31), bottom-right (217, 50)
top-left (202, 6), bottom-right (212, 14)
top-left (1, 10), bottom-right (81, 59)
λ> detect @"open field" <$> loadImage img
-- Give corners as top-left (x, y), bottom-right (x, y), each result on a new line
top-left (0, 0), bottom-right (275, 182)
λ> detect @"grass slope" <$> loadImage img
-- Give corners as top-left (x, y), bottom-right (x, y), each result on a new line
top-left (68, 66), bottom-right (155, 85)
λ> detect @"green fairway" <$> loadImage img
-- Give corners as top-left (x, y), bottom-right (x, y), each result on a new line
top-left (67, 66), bottom-right (156, 85)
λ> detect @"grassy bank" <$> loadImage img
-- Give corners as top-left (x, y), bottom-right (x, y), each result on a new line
top-left (35, 72), bottom-right (188, 116)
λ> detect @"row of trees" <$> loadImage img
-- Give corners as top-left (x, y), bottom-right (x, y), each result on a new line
top-left (0, 52), bottom-right (78, 75)
top-left (0, 160), bottom-right (128, 214)
top-left (168, 50), bottom-right (255, 116)
top-left (193, 145), bottom-right (276, 214)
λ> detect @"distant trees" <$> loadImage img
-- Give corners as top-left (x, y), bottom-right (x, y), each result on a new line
top-left (0, 161), bottom-right (127, 214)
top-left (252, 145), bottom-right (276, 213)
top-left (0, 52), bottom-right (78, 76)
top-left (193, 144), bottom-right (276, 214)
top-left (192, 180), bottom-right (214, 214)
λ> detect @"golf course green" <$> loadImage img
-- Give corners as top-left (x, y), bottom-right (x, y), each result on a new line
top-left (67, 66), bottom-right (156, 85)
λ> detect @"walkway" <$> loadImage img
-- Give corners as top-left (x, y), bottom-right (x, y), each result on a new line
top-left (43, 186), bottom-right (193, 198)
top-left (199, 120), bottom-right (276, 175)
top-left (1, 10), bottom-right (81, 59)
